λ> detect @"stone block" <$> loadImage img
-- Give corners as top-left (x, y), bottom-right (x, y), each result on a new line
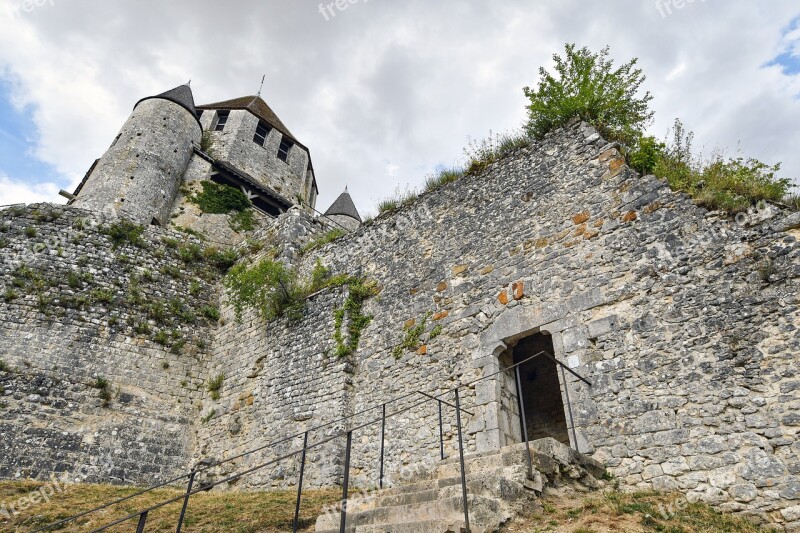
top-left (587, 315), bottom-right (619, 339)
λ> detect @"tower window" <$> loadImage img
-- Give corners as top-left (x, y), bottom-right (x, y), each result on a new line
top-left (277, 138), bottom-right (293, 162)
top-left (213, 110), bottom-right (230, 131)
top-left (253, 121), bottom-right (272, 147)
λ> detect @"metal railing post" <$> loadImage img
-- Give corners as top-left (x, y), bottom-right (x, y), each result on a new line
top-left (438, 399), bottom-right (445, 460)
top-left (293, 432), bottom-right (309, 533)
top-left (379, 403), bottom-right (386, 489)
top-left (454, 389), bottom-right (470, 533)
top-left (514, 366), bottom-right (534, 480)
top-left (175, 469), bottom-right (196, 533)
top-left (136, 512), bottom-right (148, 533)
top-left (560, 365), bottom-right (579, 450)
top-left (340, 431), bottom-right (353, 533)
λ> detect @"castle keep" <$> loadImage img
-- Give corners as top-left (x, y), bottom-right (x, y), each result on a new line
top-left (1, 83), bottom-right (799, 530)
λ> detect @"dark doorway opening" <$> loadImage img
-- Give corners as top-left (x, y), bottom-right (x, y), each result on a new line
top-left (512, 332), bottom-right (570, 446)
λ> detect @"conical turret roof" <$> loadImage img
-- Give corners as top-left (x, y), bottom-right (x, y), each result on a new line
top-left (198, 95), bottom-right (297, 143)
top-left (135, 84), bottom-right (200, 122)
top-left (324, 188), bottom-right (362, 222)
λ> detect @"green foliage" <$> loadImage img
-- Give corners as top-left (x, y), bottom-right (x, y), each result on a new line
top-left (224, 259), bottom-right (304, 322)
top-left (208, 374), bottom-right (224, 401)
top-left (200, 131), bottom-right (214, 154)
top-left (377, 186), bottom-right (418, 214)
top-left (423, 167), bottom-right (465, 193)
top-left (153, 330), bottom-right (169, 346)
top-left (0, 238), bottom-right (8, 249)
top-left (392, 312), bottom-right (432, 359)
top-left (105, 220), bottom-right (146, 248)
top-left (331, 278), bottom-right (379, 358)
top-left (462, 130), bottom-right (531, 176)
top-left (24, 227), bottom-right (37, 238)
top-left (92, 377), bottom-right (113, 407)
top-left (202, 409), bottom-right (216, 424)
top-left (3, 289), bottom-right (18, 303)
top-left (191, 181), bottom-right (252, 214)
top-left (0, 360), bottom-right (9, 372)
top-left (429, 324), bottom-right (443, 339)
top-left (201, 305), bottom-right (221, 322)
top-left (301, 229), bottom-right (346, 255)
top-left (629, 119), bottom-right (793, 214)
top-left (627, 135), bottom-right (666, 175)
top-left (230, 209), bottom-right (256, 232)
top-left (178, 243), bottom-right (204, 263)
top-left (523, 44), bottom-right (653, 145)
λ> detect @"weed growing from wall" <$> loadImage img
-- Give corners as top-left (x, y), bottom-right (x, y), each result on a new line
top-left (92, 377), bottom-right (114, 407)
top-left (104, 220), bottom-right (146, 249)
top-left (392, 312), bottom-right (432, 359)
top-left (301, 229), bottom-right (346, 255)
top-left (208, 374), bottom-right (224, 401)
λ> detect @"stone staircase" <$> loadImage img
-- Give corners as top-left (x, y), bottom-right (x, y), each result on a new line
top-left (315, 438), bottom-right (606, 533)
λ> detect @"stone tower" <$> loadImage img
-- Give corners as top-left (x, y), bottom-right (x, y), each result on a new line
top-left (323, 187), bottom-right (362, 232)
top-left (72, 84), bottom-right (202, 225)
top-left (196, 96), bottom-right (319, 211)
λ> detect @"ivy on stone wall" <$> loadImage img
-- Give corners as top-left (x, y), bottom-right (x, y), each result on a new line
top-left (223, 258), bottom-right (379, 356)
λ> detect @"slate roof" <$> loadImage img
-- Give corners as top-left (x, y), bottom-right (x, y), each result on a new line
top-left (197, 95), bottom-right (297, 143)
top-left (134, 84), bottom-right (201, 127)
top-left (324, 188), bottom-right (362, 222)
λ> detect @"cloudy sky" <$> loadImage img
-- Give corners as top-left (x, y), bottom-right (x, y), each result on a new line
top-left (0, 1), bottom-right (798, 216)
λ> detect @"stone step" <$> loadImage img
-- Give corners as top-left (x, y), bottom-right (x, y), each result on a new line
top-left (318, 520), bottom-right (490, 533)
top-left (316, 494), bottom-right (505, 532)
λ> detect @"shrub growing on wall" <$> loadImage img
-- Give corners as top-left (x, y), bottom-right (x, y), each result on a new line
top-left (191, 182), bottom-right (252, 214)
top-left (524, 43), bottom-right (653, 146)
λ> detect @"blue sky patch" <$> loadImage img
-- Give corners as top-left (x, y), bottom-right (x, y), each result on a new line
top-left (768, 15), bottom-right (800, 76)
top-left (0, 79), bottom-right (65, 187)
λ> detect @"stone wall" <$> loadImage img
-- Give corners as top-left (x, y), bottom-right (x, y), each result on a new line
top-left (0, 205), bottom-right (223, 485)
top-left (198, 120), bottom-right (798, 526)
top-left (2, 118), bottom-right (799, 527)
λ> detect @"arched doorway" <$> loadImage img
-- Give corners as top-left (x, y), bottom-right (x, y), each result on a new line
top-left (511, 332), bottom-right (570, 446)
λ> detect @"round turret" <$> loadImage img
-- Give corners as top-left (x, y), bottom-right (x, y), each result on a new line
top-left (73, 84), bottom-right (202, 225)
top-left (323, 187), bottom-right (362, 232)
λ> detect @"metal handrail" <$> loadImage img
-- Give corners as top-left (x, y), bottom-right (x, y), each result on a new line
top-left (36, 350), bottom-right (588, 533)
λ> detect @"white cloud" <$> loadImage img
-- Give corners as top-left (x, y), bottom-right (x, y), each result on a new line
top-left (0, 174), bottom-right (64, 206)
top-left (0, 0), bottom-right (798, 214)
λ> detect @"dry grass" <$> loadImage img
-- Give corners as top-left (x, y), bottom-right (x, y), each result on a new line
top-left (0, 480), bottom-right (340, 532)
top-left (502, 488), bottom-right (765, 533)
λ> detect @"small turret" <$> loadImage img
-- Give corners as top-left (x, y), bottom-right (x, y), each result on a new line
top-left (323, 187), bottom-right (362, 232)
top-left (72, 84), bottom-right (202, 225)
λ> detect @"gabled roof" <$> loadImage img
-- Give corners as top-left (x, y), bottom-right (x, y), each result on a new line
top-left (324, 188), bottom-right (362, 222)
top-left (135, 84), bottom-right (201, 128)
top-left (197, 95), bottom-right (297, 143)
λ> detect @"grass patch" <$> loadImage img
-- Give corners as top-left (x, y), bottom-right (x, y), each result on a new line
top-left (104, 220), bottom-right (146, 249)
top-left (377, 186), bottom-right (419, 215)
top-left (511, 490), bottom-right (763, 533)
top-left (423, 166), bottom-right (465, 193)
top-left (0, 480), bottom-right (340, 532)
top-left (208, 373), bottom-right (224, 401)
top-left (301, 229), bottom-right (346, 255)
top-left (230, 209), bottom-right (256, 232)
top-left (91, 377), bottom-right (114, 407)
top-left (628, 119), bottom-right (794, 214)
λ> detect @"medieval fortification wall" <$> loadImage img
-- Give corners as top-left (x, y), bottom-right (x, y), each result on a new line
top-left (1, 121), bottom-right (799, 526)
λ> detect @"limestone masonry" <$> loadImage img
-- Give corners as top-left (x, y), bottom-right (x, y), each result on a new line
top-left (1, 84), bottom-right (799, 529)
